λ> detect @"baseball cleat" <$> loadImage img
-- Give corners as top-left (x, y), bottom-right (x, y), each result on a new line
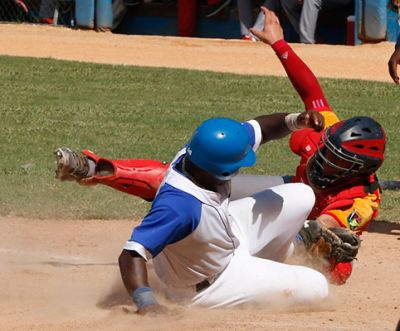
top-left (242, 34), bottom-right (257, 42)
top-left (54, 147), bottom-right (89, 181)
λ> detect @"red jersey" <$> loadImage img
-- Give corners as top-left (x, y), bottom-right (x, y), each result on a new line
top-left (271, 41), bottom-right (380, 234)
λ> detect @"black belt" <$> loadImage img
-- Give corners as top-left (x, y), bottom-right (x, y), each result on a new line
top-left (195, 279), bottom-right (211, 292)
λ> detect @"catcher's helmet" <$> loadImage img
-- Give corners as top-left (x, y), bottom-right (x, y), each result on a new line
top-left (186, 118), bottom-right (256, 181)
top-left (307, 116), bottom-right (386, 189)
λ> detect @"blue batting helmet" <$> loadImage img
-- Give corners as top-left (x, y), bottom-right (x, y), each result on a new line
top-left (186, 118), bottom-right (256, 180)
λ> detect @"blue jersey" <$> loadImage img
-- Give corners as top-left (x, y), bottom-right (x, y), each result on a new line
top-left (123, 120), bottom-right (262, 288)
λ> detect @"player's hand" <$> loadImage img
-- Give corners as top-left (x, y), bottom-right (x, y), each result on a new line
top-left (137, 303), bottom-right (169, 316)
top-left (388, 47), bottom-right (400, 84)
top-left (392, 0), bottom-right (400, 7)
top-left (250, 7), bottom-right (283, 45)
top-left (297, 110), bottom-right (325, 131)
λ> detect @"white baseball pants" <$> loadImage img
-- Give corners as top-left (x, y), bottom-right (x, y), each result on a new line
top-left (191, 180), bottom-right (329, 308)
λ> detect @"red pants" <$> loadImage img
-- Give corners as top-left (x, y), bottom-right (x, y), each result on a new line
top-left (178, 0), bottom-right (220, 37)
top-left (178, 0), bottom-right (196, 37)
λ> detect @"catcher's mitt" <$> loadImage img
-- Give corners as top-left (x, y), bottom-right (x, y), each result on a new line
top-left (298, 221), bottom-right (361, 263)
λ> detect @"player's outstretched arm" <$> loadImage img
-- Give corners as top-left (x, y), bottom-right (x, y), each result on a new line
top-left (250, 7), bottom-right (329, 112)
top-left (255, 110), bottom-right (324, 144)
top-left (388, 43), bottom-right (400, 84)
top-left (54, 147), bottom-right (168, 201)
top-left (119, 250), bottom-right (168, 316)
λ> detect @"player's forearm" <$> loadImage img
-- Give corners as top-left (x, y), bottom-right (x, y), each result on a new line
top-left (119, 250), bottom-right (160, 312)
top-left (255, 110), bottom-right (324, 144)
top-left (119, 250), bottom-right (151, 293)
top-left (255, 112), bottom-right (291, 143)
top-left (271, 40), bottom-right (329, 111)
top-left (316, 214), bottom-right (341, 229)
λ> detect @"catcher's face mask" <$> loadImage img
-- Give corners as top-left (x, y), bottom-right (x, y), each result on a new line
top-left (307, 116), bottom-right (386, 190)
top-left (307, 141), bottom-right (361, 189)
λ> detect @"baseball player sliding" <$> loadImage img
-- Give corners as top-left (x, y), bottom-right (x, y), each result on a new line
top-left (120, 111), bottom-right (333, 314)
top-left (55, 8), bottom-right (386, 312)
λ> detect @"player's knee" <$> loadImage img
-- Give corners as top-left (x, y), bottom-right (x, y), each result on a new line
top-left (289, 183), bottom-right (315, 216)
top-left (301, 183), bottom-right (315, 210)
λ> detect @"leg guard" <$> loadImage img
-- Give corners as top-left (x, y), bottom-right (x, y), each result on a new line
top-left (329, 261), bottom-right (353, 285)
top-left (79, 150), bottom-right (169, 201)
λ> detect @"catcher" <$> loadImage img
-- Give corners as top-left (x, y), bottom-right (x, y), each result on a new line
top-left (54, 8), bottom-right (385, 285)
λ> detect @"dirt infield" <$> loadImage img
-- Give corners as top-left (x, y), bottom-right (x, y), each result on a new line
top-left (0, 23), bottom-right (399, 331)
top-left (0, 23), bottom-right (396, 82)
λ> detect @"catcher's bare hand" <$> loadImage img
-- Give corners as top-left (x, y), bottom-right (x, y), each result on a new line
top-left (388, 47), bottom-right (400, 84)
top-left (297, 110), bottom-right (325, 132)
top-left (250, 7), bottom-right (283, 45)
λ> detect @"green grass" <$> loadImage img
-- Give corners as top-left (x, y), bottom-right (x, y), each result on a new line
top-left (0, 55), bottom-right (399, 221)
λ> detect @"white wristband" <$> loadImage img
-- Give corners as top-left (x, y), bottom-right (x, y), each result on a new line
top-left (285, 113), bottom-right (302, 131)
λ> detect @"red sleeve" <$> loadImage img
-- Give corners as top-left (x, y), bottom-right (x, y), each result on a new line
top-left (271, 40), bottom-right (330, 112)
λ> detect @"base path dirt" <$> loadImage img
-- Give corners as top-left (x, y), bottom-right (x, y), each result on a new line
top-left (0, 23), bottom-right (399, 331)
top-left (0, 217), bottom-right (399, 331)
top-left (0, 23), bottom-right (396, 82)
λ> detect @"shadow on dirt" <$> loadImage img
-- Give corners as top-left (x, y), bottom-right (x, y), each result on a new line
top-left (366, 220), bottom-right (400, 237)
top-left (97, 280), bottom-right (132, 309)
top-left (96, 266), bottom-right (162, 309)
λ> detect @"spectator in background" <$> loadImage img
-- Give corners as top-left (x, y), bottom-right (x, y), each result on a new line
top-left (237, 0), bottom-right (279, 41)
top-left (39, 0), bottom-right (56, 24)
top-left (388, 32), bottom-right (400, 84)
top-left (1, 0), bottom-right (34, 22)
top-left (178, 0), bottom-right (232, 37)
top-left (281, 0), bottom-right (351, 44)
